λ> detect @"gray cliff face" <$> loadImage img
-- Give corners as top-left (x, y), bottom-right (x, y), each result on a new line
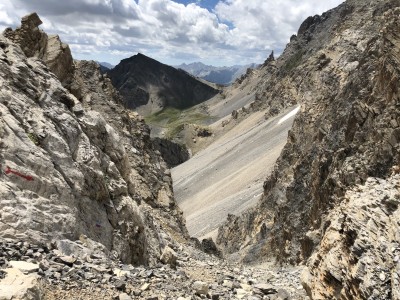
top-left (151, 138), bottom-right (190, 168)
top-left (217, 0), bottom-right (400, 298)
top-left (0, 14), bottom-right (188, 266)
top-left (302, 174), bottom-right (400, 299)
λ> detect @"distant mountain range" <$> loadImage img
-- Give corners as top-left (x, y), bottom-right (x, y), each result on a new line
top-left (97, 61), bottom-right (114, 74)
top-left (98, 60), bottom-right (258, 85)
top-left (98, 61), bottom-right (114, 69)
top-left (175, 62), bottom-right (259, 85)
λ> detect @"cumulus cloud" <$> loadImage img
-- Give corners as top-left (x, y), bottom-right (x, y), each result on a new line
top-left (215, 0), bottom-right (344, 51)
top-left (0, 0), bottom-right (344, 66)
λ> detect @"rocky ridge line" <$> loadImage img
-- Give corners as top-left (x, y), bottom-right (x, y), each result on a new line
top-left (3, 12), bottom-right (74, 88)
top-left (217, 0), bottom-right (400, 298)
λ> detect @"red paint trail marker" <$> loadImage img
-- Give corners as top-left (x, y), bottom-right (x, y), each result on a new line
top-left (4, 166), bottom-right (34, 181)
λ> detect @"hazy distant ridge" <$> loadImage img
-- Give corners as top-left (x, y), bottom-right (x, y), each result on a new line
top-left (176, 62), bottom-right (258, 85)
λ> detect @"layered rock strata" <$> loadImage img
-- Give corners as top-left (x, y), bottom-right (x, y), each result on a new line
top-left (302, 175), bottom-right (400, 299)
top-left (218, 0), bottom-right (400, 298)
top-left (0, 13), bottom-right (188, 266)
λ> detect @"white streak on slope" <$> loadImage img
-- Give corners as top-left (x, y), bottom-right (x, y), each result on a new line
top-left (278, 105), bottom-right (300, 125)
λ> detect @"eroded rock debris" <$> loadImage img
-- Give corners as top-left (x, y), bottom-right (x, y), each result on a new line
top-left (217, 0), bottom-right (400, 298)
top-left (0, 0), bottom-right (399, 299)
top-left (0, 239), bottom-right (307, 299)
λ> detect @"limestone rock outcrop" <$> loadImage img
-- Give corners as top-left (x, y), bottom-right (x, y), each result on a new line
top-left (217, 0), bottom-right (400, 298)
top-left (0, 14), bottom-right (188, 266)
top-left (4, 13), bottom-right (74, 88)
top-left (0, 266), bottom-right (42, 300)
top-left (302, 175), bottom-right (400, 299)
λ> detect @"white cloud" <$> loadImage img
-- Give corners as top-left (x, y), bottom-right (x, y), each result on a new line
top-left (215, 0), bottom-right (344, 51)
top-left (0, 0), bottom-right (25, 27)
top-left (0, 0), bottom-right (344, 66)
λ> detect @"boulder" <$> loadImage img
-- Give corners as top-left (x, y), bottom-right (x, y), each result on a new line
top-left (193, 281), bottom-right (209, 295)
top-left (275, 289), bottom-right (291, 300)
top-left (118, 293), bottom-right (132, 300)
top-left (160, 246), bottom-right (178, 268)
top-left (201, 238), bottom-right (222, 258)
top-left (236, 288), bottom-right (250, 299)
top-left (0, 268), bottom-right (41, 300)
top-left (253, 283), bottom-right (277, 295)
top-left (9, 261), bottom-right (39, 274)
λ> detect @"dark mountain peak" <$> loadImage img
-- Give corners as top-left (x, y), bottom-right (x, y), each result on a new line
top-left (120, 52), bottom-right (172, 70)
top-left (134, 52), bottom-right (152, 60)
top-left (121, 52), bottom-right (147, 62)
top-left (108, 53), bottom-right (219, 114)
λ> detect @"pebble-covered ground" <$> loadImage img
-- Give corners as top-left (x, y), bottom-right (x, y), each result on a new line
top-left (0, 239), bottom-right (309, 299)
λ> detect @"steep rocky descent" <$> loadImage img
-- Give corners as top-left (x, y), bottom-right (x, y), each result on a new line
top-left (108, 53), bottom-right (220, 116)
top-left (217, 0), bottom-right (400, 298)
top-left (0, 239), bottom-right (309, 300)
top-left (0, 13), bottom-right (188, 266)
top-left (172, 107), bottom-right (298, 240)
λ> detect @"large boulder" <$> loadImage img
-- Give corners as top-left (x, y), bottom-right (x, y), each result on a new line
top-left (0, 267), bottom-right (42, 300)
top-left (160, 246), bottom-right (178, 268)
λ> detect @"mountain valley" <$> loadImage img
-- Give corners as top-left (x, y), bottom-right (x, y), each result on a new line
top-left (0, 0), bottom-right (399, 299)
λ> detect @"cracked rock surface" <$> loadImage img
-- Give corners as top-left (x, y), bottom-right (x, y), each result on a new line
top-left (0, 13), bottom-right (188, 267)
top-left (217, 1), bottom-right (400, 298)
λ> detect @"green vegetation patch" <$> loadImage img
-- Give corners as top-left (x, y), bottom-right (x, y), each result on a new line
top-left (145, 107), bottom-right (214, 139)
top-left (282, 50), bottom-right (304, 73)
top-left (27, 132), bottom-right (40, 145)
top-left (145, 107), bottom-right (182, 125)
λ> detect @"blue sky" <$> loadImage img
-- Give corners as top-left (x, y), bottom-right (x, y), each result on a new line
top-left (0, 0), bottom-right (344, 67)
top-left (178, 0), bottom-right (217, 10)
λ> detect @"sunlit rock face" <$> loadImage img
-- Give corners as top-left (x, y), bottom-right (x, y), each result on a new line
top-left (0, 13), bottom-right (189, 266)
top-left (217, 1), bottom-right (400, 298)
